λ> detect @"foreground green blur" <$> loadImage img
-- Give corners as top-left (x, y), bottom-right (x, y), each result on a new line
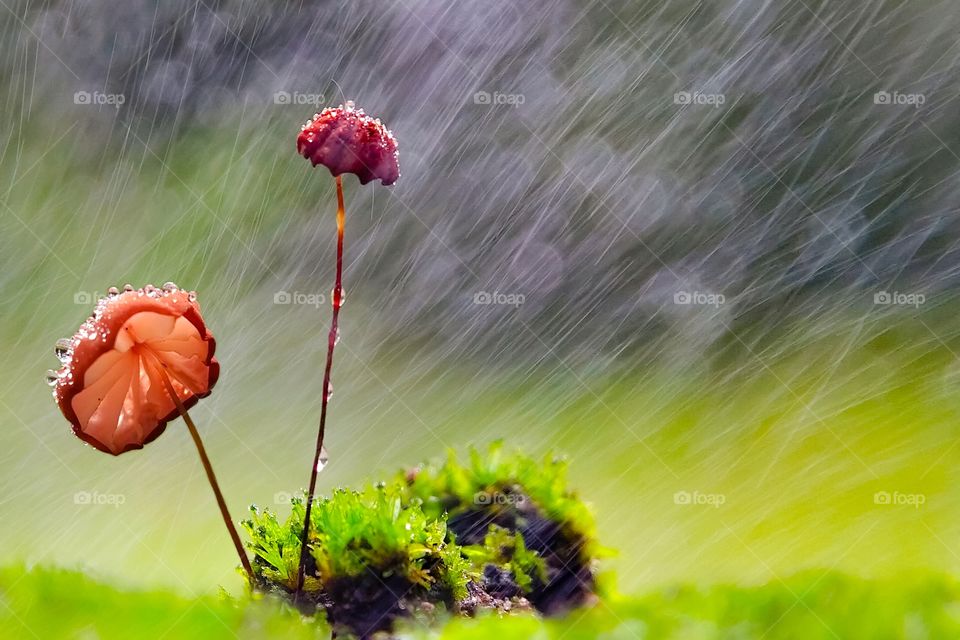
top-left (1, 565), bottom-right (957, 639)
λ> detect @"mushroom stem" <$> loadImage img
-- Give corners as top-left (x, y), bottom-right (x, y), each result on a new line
top-left (154, 362), bottom-right (254, 582)
top-left (296, 175), bottom-right (345, 594)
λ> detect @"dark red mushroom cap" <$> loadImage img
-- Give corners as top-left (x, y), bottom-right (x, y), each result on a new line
top-left (52, 284), bottom-right (219, 456)
top-left (297, 101), bottom-right (400, 186)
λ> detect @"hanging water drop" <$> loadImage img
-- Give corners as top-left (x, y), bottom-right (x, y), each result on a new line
top-left (54, 338), bottom-right (72, 362)
top-left (107, 286), bottom-right (119, 297)
top-left (317, 445), bottom-right (330, 472)
top-left (325, 380), bottom-right (334, 401)
top-left (45, 369), bottom-right (59, 387)
top-left (122, 283), bottom-right (134, 292)
top-left (162, 282), bottom-right (178, 293)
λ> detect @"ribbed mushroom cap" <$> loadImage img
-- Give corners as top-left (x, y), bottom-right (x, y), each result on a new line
top-left (53, 284), bottom-right (219, 455)
top-left (297, 101), bottom-right (400, 186)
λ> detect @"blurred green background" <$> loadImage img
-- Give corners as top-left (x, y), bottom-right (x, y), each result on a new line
top-left (1, 0), bottom-right (959, 612)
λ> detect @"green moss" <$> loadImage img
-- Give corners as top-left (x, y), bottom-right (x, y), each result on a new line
top-left (243, 484), bottom-right (469, 601)
top-left (398, 443), bottom-right (600, 606)
top-left (402, 442), bottom-right (598, 551)
top-left (462, 525), bottom-right (547, 592)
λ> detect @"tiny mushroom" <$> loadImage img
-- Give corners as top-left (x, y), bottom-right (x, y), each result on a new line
top-left (297, 100), bottom-right (399, 186)
top-left (50, 283), bottom-right (252, 580)
top-left (294, 101), bottom-right (399, 593)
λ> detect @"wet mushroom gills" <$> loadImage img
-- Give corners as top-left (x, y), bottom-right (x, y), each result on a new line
top-left (50, 284), bottom-right (253, 581)
top-left (294, 102), bottom-right (400, 594)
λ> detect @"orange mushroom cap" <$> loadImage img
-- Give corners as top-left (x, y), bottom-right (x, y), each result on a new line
top-left (52, 284), bottom-right (219, 455)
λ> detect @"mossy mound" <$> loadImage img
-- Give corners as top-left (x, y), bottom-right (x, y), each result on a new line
top-left (243, 445), bottom-right (601, 638)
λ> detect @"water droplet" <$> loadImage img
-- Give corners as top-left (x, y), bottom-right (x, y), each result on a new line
top-left (333, 288), bottom-right (346, 308)
top-left (107, 286), bottom-right (119, 297)
top-left (187, 291), bottom-right (197, 303)
top-left (54, 338), bottom-right (72, 362)
top-left (317, 446), bottom-right (330, 472)
top-left (334, 329), bottom-right (341, 346)
top-left (122, 283), bottom-right (134, 292)
top-left (162, 282), bottom-right (178, 293)
top-left (45, 369), bottom-right (59, 387)
top-left (325, 381), bottom-right (333, 401)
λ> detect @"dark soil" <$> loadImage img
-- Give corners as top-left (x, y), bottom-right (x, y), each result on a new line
top-left (324, 570), bottom-right (418, 639)
top-left (266, 560), bottom-right (454, 639)
top-left (481, 564), bottom-right (523, 600)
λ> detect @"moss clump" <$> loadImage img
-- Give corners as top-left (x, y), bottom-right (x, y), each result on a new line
top-left (244, 445), bottom-right (601, 637)
top-left (399, 443), bottom-right (600, 615)
top-left (243, 485), bottom-right (468, 638)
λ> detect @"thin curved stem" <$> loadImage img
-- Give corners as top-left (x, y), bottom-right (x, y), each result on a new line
top-left (296, 174), bottom-right (345, 594)
top-left (151, 358), bottom-right (254, 582)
